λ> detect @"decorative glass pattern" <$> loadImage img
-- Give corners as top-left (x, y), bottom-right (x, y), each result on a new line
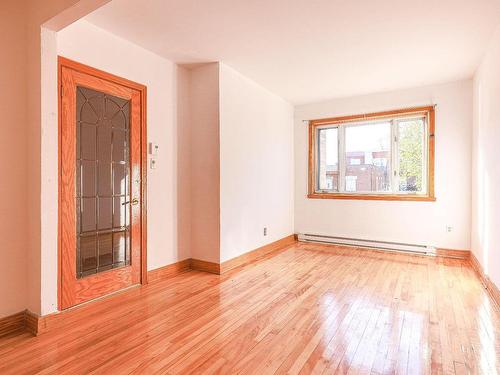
top-left (76, 86), bottom-right (131, 278)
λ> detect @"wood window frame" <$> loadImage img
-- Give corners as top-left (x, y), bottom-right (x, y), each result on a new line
top-left (308, 106), bottom-right (435, 202)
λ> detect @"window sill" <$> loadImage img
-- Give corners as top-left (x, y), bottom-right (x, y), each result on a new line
top-left (307, 193), bottom-right (436, 202)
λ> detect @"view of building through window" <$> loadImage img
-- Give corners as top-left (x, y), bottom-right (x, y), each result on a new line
top-left (315, 114), bottom-right (428, 195)
top-left (317, 127), bottom-right (338, 190)
top-left (345, 122), bottom-right (391, 192)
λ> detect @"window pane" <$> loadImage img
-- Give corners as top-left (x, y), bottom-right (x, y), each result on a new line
top-left (344, 122), bottom-right (391, 192)
top-left (317, 128), bottom-right (338, 191)
top-left (398, 119), bottom-right (425, 193)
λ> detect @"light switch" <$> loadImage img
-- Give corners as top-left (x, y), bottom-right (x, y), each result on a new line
top-left (149, 142), bottom-right (159, 155)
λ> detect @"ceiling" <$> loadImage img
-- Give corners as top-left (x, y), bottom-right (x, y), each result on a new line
top-left (85, 0), bottom-right (500, 105)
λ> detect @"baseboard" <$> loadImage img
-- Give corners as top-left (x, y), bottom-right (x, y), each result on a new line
top-left (0, 311), bottom-right (26, 338)
top-left (435, 248), bottom-right (470, 259)
top-left (21, 309), bottom-right (57, 336)
top-left (147, 259), bottom-right (191, 283)
top-left (469, 252), bottom-right (500, 309)
top-left (190, 258), bottom-right (221, 274)
top-left (220, 234), bottom-right (297, 274)
top-left (147, 235), bottom-right (297, 277)
top-left (0, 309), bottom-right (46, 337)
top-left (24, 310), bottom-right (42, 336)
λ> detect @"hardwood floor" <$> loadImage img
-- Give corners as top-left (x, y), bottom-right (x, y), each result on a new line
top-left (0, 242), bottom-right (498, 374)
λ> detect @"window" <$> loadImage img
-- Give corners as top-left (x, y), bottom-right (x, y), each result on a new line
top-left (308, 106), bottom-right (435, 201)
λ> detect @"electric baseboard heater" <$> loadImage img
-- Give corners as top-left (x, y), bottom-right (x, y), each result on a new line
top-left (297, 233), bottom-right (436, 256)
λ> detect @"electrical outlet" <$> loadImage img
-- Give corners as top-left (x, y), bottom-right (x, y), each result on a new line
top-left (446, 225), bottom-right (453, 233)
top-left (263, 227), bottom-right (267, 236)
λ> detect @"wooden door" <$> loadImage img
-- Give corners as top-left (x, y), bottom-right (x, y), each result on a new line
top-left (59, 57), bottom-right (147, 310)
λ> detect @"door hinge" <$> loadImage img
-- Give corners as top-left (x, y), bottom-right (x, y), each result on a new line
top-left (60, 85), bottom-right (63, 97)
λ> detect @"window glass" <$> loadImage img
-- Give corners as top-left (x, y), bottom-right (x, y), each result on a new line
top-left (344, 122), bottom-right (391, 192)
top-left (317, 127), bottom-right (338, 191)
top-left (398, 119), bottom-right (425, 193)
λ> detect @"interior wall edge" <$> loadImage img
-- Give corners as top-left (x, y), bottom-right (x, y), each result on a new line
top-left (471, 22), bottom-right (500, 289)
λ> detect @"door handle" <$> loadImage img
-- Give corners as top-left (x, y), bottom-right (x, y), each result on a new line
top-left (122, 198), bottom-right (139, 206)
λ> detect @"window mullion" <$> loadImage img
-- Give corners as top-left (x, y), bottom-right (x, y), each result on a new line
top-left (391, 120), bottom-right (399, 193)
top-left (422, 116), bottom-right (429, 195)
top-left (338, 125), bottom-right (346, 193)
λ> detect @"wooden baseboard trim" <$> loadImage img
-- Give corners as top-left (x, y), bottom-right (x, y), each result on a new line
top-left (220, 234), bottom-right (297, 274)
top-left (190, 258), bottom-right (221, 274)
top-left (469, 252), bottom-right (500, 309)
top-left (190, 235), bottom-right (297, 275)
top-left (147, 259), bottom-right (191, 283)
top-left (0, 311), bottom-right (26, 338)
top-left (24, 309), bottom-right (57, 336)
top-left (0, 309), bottom-right (47, 337)
top-left (435, 248), bottom-right (470, 260)
top-left (24, 310), bottom-right (41, 336)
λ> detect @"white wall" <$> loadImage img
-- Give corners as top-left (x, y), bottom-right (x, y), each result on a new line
top-left (295, 80), bottom-right (472, 250)
top-left (46, 19), bottom-right (190, 314)
top-left (219, 64), bottom-right (294, 262)
top-left (0, 0), bottom-right (29, 317)
top-left (189, 63), bottom-right (221, 263)
top-left (175, 65), bottom-right (192, 267)
top-left (472, 25), bottom-right (500, 288)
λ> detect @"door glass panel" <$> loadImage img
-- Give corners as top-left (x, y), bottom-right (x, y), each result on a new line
top-left (81, 161), bottom-right (96, 196)
top-left (76, 86), bottom-right (131, 279)
top-left (81, 198), bottom-right (96, 232)
top-left (98, 197), bottom-right (113, 230)
top-left (97, 164), bottom-right (112, 196)
top-left (98, 233), bottom-right (113, 270)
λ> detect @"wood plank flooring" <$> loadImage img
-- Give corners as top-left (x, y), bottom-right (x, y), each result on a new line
top-left (0, 242), bottom-right (498, 374)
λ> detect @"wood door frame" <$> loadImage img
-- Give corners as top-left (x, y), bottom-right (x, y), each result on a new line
top-left (57, 56), bottom-right (148, 311)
